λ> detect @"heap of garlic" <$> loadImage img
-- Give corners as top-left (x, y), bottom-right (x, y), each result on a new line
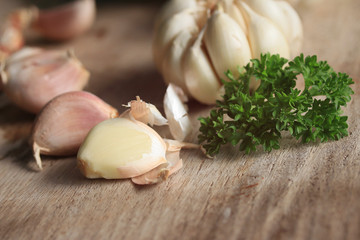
top-left (0, 0), bottom-right (96, 60)
top-left (153, 0), bottom-right (303, 104)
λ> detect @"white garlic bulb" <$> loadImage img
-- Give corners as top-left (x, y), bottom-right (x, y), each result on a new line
top-left (153, 0), bottom-right (303, 104)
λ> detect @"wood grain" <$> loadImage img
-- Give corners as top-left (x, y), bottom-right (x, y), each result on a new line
top-left (1, 0), bottom-right (360, 239)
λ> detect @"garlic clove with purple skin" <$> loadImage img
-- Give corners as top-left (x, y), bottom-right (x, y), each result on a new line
top-left (31, 0), bottom-right (96, 41)
top-left (31, 91), bottom-right (118, 170)
top-left (1, 47), bottom-right (90, 113)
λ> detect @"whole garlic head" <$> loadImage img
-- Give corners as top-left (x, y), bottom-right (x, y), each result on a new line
top-left (153, 0), bottom-right (303, 104)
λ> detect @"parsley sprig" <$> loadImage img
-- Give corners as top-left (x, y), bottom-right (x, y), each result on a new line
top-left (198, 53), bottom-right (354, 156)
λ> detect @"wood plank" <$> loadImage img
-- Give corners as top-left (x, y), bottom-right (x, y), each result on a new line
top-left (1, 0), bottom-right (360, 239)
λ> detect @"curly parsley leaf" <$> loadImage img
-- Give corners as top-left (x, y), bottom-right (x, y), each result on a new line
top-left (198, 53), bottom-right (354, 156)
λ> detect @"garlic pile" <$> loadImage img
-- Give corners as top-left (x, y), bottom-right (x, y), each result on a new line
top-left (1, 47), bottom-right (90, 113)
top-left (153, 0), bottom-right (303, 104)
top-left (78, 90), bottom-right (198, 185)
top-left (0, 0), bottom-right (96, 60)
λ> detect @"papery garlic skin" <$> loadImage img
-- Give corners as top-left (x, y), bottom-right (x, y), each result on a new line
top-left (77, 118), bottom-right (167, 179)
top-left (1, 47), bottom-right (89, 113)
top-left (164, 84), bottom-right (192, 141)
top-left (123, 96), bottom-right (168, 126)
top-left (153, 0), bottom-right (303, 104)
top-left (32, 0), bottom-right (96, 41)
top-left (131, 139), bottom-right (200, 185)
top-left (31, 91), bottom-right (118, 169)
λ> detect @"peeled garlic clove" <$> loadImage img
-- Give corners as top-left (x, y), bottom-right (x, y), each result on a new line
top-left (1, 47), bottom-right (90, 113)
top-left (183, 27), bottom-right (221, 104)
top-left (131, 150), bottom-right (183, 185)
top-left (163, 84), bottom-right (192, 141)
top-left (240, 2), bottom-right (290, 59)
top-left (161, 26), bottom-right (198, 93)
top-left (275, 1), bottom-right (303, 57)
top-left (77, 118), bottom-right (168, 179)
top-left (203, 10), bottom-right (252, 80)
top-left (31, 91), bottom-right (118, 170)
top-left (31, 0), bottom-right (96, 41)
top-left (153, 11), bottom-right (198, 72)
top-left (123, 96), bottom-right (168, 126)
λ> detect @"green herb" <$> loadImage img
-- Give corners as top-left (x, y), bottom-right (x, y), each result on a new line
top-left (198, 53), bottom-right (354, 156)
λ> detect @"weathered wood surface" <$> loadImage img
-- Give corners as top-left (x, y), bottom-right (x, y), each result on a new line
top-left (1, 0), bottom-right (360, 239)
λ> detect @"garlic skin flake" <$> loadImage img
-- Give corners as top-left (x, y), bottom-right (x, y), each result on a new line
top-left (1, 47), bottom-right (89, 113)
top-left (153, 0), bottom-right (303, 104)
top-left (31, 91), bottom-right (118, 170)
top-left (123, 96), bottom-right (168, 126)
top-left (77, 118), bottom-right (168, 179)
top-left (164, 84), bottom-right (192, 141)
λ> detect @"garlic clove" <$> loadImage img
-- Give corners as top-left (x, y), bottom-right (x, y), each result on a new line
top-left (183, 27), bottom-right (221, 104)
top-left (242, 0), bottom-right (302, 58)
top-left (31, 91), bottom-right (118, 170)
top-left (1, 47), bottom-right (90, 113)
top-left (203, 10), bottom-right (252, 81)
top-left (153, 11), bottom-right (198, 72)
top-left (240, 2), bottom-right (290, 59)
top-left (123, 96), bottom-right (168, 126)
top-left (163, 84), bottom-right (192, 141)
top-left (31, 0), bottom-right (96, 41)
top-left (275, 1), bottom-right (303, 57)
top-left (154, 0), bottom-right (198, 33)
top-left (161, 25), bottom-right (198, 93)
top-left (219, 0), bottom-right (248, 35)
top-left (77, 118), bottom-right (168, 179)
top-left (0, 7), bottom-right (37, 59)
top-left (241, 0), bottom-right (289, 39)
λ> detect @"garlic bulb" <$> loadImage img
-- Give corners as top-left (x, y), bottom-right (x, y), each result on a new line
top-left (153, 0), bottom-right (303, 104)
top-left (31, 91), bottom-right (118, 170)
top-left (1, 47), bottom-right (90, 113)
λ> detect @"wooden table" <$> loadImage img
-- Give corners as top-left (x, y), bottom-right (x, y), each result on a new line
top-left (1, 0), bottom-right (360, 239)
